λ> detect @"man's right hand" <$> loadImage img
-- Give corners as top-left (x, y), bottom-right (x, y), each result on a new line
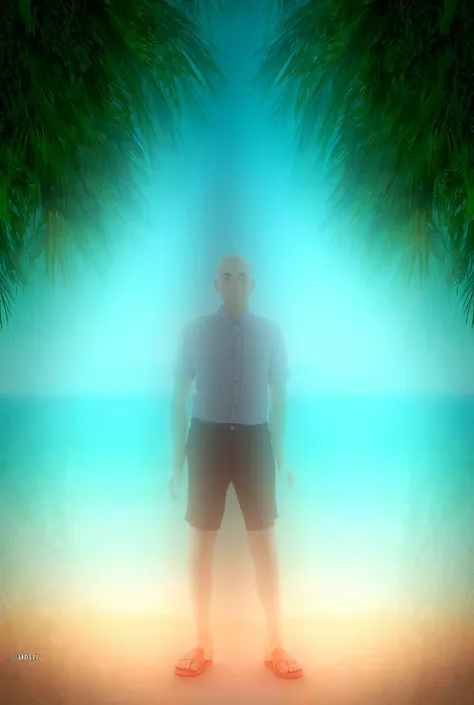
top-left (168, 455), bottom-right (185, 501)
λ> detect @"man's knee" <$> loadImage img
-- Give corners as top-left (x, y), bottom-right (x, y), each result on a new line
top-left (247, 526), bottom-right (277, 561)
top-left (189, 527), bottom-right (218, 563)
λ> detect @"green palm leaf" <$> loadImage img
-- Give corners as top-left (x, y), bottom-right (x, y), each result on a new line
top-left (0, 0), bottom-right (225, 327)
top-left (257, 0), bottom-right (474, 324)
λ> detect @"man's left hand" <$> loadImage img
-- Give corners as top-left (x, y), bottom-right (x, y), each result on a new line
top-left (276, 462), bottom-right (295, 490)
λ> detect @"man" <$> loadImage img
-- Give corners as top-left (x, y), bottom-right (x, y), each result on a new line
top-left (169, 253), bottom-right (303, 679)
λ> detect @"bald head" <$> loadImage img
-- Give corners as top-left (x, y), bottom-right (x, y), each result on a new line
top-left (214, 253), bottom-right (255, 315)
top-left (217, 253), bottom-right (252, 278)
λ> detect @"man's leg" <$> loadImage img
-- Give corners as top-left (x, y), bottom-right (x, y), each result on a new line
top-left (231, 426), bottom-right (285, 655)
top-left (234, 420), bottom-right (302, 676)
top-left (247, 527), bottom-right (302, 676)
top-left (176, 422), bottom-right (229, 674)
top-left (189, 527), bottom-right (217, 650)
top-left (247, 527), bottom-right (282, 647)
top-left (176, 527), bottom-right (218, 672)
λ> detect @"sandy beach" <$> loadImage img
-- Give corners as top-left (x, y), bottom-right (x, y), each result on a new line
top-left (2, 611), bottom-right (474, 705)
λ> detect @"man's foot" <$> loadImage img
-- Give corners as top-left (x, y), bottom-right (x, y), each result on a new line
top-left (264, 644), bottom-right (303, 679)
top-left (174, 640), bottom-right (213, 677)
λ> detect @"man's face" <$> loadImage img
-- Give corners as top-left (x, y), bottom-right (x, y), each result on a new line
top-left (215, 255), bottom-right (255, 309)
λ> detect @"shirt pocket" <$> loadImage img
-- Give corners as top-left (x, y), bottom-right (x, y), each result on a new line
top-left (195, 334), bottom-right (230, 380)
top-left (245, 331), bottom-right (272, 379)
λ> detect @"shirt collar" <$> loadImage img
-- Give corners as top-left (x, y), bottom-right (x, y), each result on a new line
top-left (218, 305), bottom-right (250, 324)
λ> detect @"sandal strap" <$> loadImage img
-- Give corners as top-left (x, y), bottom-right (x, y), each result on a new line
top-left (271, 648), bottom-right (296, 666)
top-left (182, 647), bottom-right (206, 661)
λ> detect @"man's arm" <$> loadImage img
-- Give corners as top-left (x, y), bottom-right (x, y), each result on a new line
top-left (268, 323), bottom-right (290, 470)
top-left (269, 382), bottom-right (287, 471)
top-left (170, 321), bottom-right (195, 470)
top-left (170, 378), bottom-right (192, 468)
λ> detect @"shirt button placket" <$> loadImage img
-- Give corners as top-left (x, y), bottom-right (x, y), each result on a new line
top-left (231, 320), bottom-right (242, 425)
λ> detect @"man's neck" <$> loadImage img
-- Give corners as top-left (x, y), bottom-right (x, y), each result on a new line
top-left (223, 305), bottom-right (245, 319)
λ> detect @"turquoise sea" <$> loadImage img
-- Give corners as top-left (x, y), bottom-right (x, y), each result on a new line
top-left (2, 393), bottom-right (473, 464)
top-left (1, 393), bottom-right (473, 617)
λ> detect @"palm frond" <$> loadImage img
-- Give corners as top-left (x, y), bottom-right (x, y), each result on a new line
top-left (0, 0), bottom-right (224, 327)
top-left (257, 0), bottom-right (474, 325)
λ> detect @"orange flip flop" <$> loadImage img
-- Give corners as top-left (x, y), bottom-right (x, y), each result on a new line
top-left (174, 647), bottom-right (213, 677)
top-left (264, 648), bottom-right (304, 679)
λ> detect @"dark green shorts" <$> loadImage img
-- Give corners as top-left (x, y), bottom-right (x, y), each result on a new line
top-left (185, 418), bottom-right (277, 531)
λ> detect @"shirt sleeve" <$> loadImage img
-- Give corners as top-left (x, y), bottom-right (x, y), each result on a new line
top-left (173, 321), bottom-right (195, 380)
top-left (268, 323), bottom-right (291, 385)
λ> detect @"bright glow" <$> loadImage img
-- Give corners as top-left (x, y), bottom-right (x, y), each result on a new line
top-left (0, 6), bottom-right (473, 624)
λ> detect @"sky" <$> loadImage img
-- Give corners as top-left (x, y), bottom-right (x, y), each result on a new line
top-left (0, 5), bottom-right (473, 397)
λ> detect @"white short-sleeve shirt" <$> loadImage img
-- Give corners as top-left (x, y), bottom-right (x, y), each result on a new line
top-left (174, 306), bottom-right (290, 425)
